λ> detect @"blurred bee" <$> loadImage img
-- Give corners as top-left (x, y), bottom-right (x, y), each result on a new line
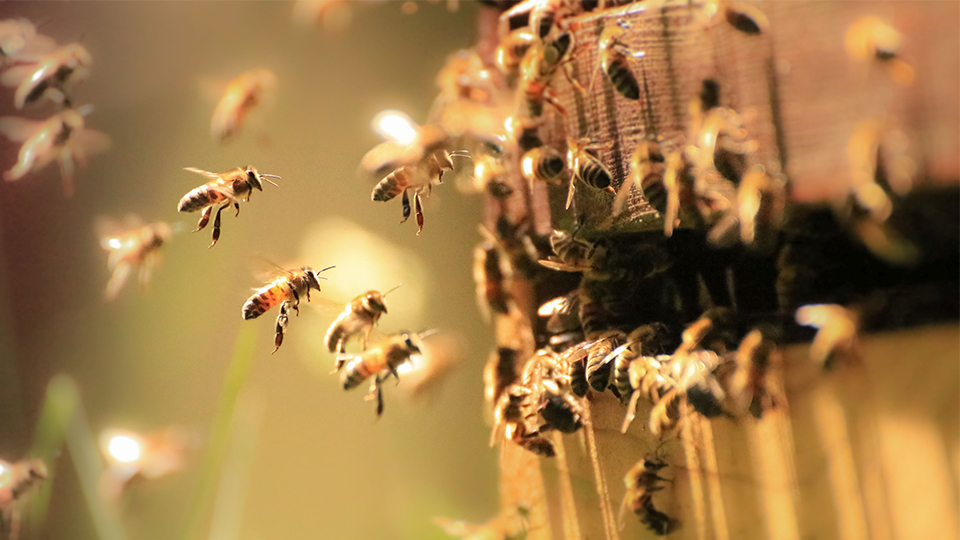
top-left (340, 331), bottom-right (425, 417)
top-left (96, 215), bottom-right (172, 301)
top-left (210, 68), bottom-right (277, 142)
top-left (0, 42), bottom-right (91, 109)
top-left (505, 115), bottom-right (543, 153)
top-left (658, 150), bottom-right (697, 237)
top-left (609, 323), bottom-right (670, 399)
top-left (475, 228), bottom-right (515, 322)
top-left (490, 383), bottom-right (555, 457)
top-left (707, 164), bottom-right (787, 249)
top-left (434, 504), bottom-right (530, 540)
top-left (395, 332), bottom-right (461, 401)
top-left (538, 290), bottom-right (581, 340)
top-left (688, 103), bottom-right (756, 184)
top-left (177, 165), bottom-right (279, 248)
top-left (612, 138), bottom-right (665, 217)
top-left (0, 106), bottom-right (111, 197)
top-left (538, 228), bottom-right (593, 272)
top-left (463, 153), bottom-right (514, 201)
top-left (726, 327), bottom-right (781, 418)
top-left (795, 304), bottom-right (859, 369)
top-left (516, 37), bottom-right (572, 121)
top-left (721, 1), bottom-right (769, 35)
top-left (495, 28), bottom-right (537, 82)
top-left (648, 387), bottom-right (683, 439)
top-left (98, 427), bottom-right (188, 502)
top-left (617, 457), bottom-right (675, 535)
top-left (0, 458), bottom-right (47, 540)
top-left (499, 0), bottom-right (577, 40)
top-left (565, 137), bottom-right (615, 209)
top-left (620, 354), bottom-right (675, 434)
top-left (521, 146), bottom-right (566, 188)
top-left (242, 265), bottom-right (333, 353)
top-left (582, 330), bottom-right (625, 393)
top-left (592, 21), bottom-right (643, 100)
top-left (0, 19), bottom-right (56, 63)
top-left (845, 15), bottom-right (913, 85)
top-left (485, 346), bottom-right (521, 405)
top-left (325, 285), bottom-right (400, 368)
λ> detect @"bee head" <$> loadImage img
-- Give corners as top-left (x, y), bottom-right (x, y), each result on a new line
top-left (305, 265), bottom-right (335, 291)
top-left (245, 166), bottom-right (280, 191)
top-left (400, 333), bottom-right (421, 355)
top-left (26, 459), bottom-right (48, 480)
top-left (363, 292), bottom-right (387, 314)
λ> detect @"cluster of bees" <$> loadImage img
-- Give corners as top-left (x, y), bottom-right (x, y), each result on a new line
top-left (0, 19), bottom-right (110, 198)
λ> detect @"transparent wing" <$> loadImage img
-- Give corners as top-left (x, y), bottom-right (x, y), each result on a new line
top-left (71, 128), bottom-right (112, 157)
top-left (183, 167), bottom-right (222, 181)
top-left (0, 116), bottom-right (42, 142)
top-left (0, 64), bottom-right (35, 87)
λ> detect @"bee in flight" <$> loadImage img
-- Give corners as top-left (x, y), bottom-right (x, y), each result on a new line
top-left (1, 42), bottom-right (91, 109)
top-left (177, 165), bottom-right (279, 248)
top-left (210, 68), bottom-right (277, 143)
top-left (340, 331), bottom-right (427, 417)
top-left (242, 265), bottom-right (334, 353)
top-left (325, 285), bottom-right (402, 370)
top-left (98, 427), bottom-right (187, 501)
top-left (0, 106), bottom-right (111, 197)
top-left (96, 215), bottom-right (172, 301)
top-left (0, 457), bottom-right (47, 540)
top-left (618, 456), bottom-right (676, 535)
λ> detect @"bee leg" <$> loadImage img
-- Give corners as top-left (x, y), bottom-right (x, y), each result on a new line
top-left (194, 206), bottom-right (212, 232)
top-left (415, 192), bottom-right (424, 235)
top-left (104, 262), bottom-right (132, 301)
top-left (209, 204), bottom-right (228, 248)
top-left (365, 375), bottom-right (385, 417)
top-left (272, 301), bottom-right (289, 354)
top-left (58, 147), bottom-right (75, 198)
top-left (234, 202), bottom-right (240, 217)
top-left (138, 253), bottom-right (155, 291)
top-left (400, 189), bottom-right (411, 224)
top-left (289, 285), bottom-right (301, 316)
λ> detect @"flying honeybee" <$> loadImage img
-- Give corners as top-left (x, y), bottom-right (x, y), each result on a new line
top-left (0, 458), bottom-right (47, 540)
top-left (0, 106), bottom-right (111, 197)
top-left (325, 285), bottom-right (401, 369)
top-left (210, 68), bottom-right (277, 142)
top-left (242, 265), bottom-right (334, 353)
top-left (618, 457), bottom-right (675, 535)
top-left (177, 165), bottom-right (279, 248)
top-left (96, 215), bottom-right (172, 301)
top-left (0, 19), bottom-right (56, 64)
top-left (0, 42), bottom-right (91, 109)
top-left (98, 427), bottom-right (188, 501)
top-left (565, 137), bottom-right (615, 209)
top-left (340, 331), bottom-right (426, 417)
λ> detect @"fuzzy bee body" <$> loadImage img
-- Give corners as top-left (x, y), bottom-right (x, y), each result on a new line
top-left (566, 137), bottom-right (615, 209)
top-left (521, 146), bottom-right (566, 187)
top-left (2, 43), bottom-right (91, 109)
top-left (177, 166), bottom-right (279, 248)
top-left (242, 265), bottom-right (330, 353)
top-left (341, 332), bottom-right (422, 417)
top-left (0, 458), bottom-right (47, 538)
top-left (325, 290), bottom-right (389, 360)
top-left (211, 68), bottom-right (276, 142)
top-left (97, 217), bottom-right (172, 301)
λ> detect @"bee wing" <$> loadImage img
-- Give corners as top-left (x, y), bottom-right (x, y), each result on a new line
top-left (0, 116), bottom-right (42, 142)
top-left (95, 214), bottom-right (144, 245)
top-left (359, 140), bottom-right (423, 179)
top-left (538, 259), bottom-right (590, 273)
top-left (183, 167), bottom-right (222, 181)
top-left (0, 63), bottom-right (36, 87)
top-left (432, 516), bottom-right (482, 537)
top-left (10, 33), bottom-right (58, 62)
top-left (71, 128), bottom-right (112, 157)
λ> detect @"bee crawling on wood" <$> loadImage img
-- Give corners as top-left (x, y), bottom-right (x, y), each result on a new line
top-left (242, 264), bottom-right (333, 354)
top-left (0, 458), bottom-right (47, 540)
top-left (325, 285), bottom-right (400, 370)
top-left (177, 165), bottom-right (279, 248)
top-left (618, 457), bottom-right (676, 535)
top-left (96, 215), bottom-right (172, 301)
top-left (340, 331), bottom-right (430, 417)
top-left (1, 42), bottom-right (91, 109)
top-left (0, 106), bottom-right (111, 197)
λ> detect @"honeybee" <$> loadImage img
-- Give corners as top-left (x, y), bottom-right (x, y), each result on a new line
top-left (726, 327), bottom-right (781, 418)
top-left (648, 387), bottom-right (683, 439)
top-left (177, 165), bottom-right (279, 248)
top-left (495, 28), bottom-right (537, 82)
top-left (618, 457), bottom-right (675, 535)
top-left (722, 1), bottom-right (769, 35)
top-left (539, 228), bottom-right (593, 272)
top-left (609, 323), bottom-right (670, 399)
top-left (325, 285), bottom-right (400, 368)
top-left (474, 230), bottom-right (515, 322)
top-left (688, 104), bottom-right (756, 184)
top-left (620, 354), bottom-right (675, 434)
top-left (593, 22), bottom-right (642, 100)
top-left (490, 383), bottom-right (555, 457)
top-left (505, 115), bottom-right (543, 153)
top-left (612, 138), bottom-right (665, 217)
top-left (98, 427), bottom-right (187, 501)
top-left (565, 137), bottom-right (615, 209)
top-left (0, 19), bottom-right (55, 63)
top-left (210, 68), bottom-right (277, 142)
top-left (484, 346), bottom-right (520, 405)
top-left (499, 0), bottom-right (576, 40)
top-left (521, 146), bottom-right (565, 188)
top-left (795, 304), bottom-right (859, 369)
top-left (96, 215), bottom-right (172, 301)
top-left (465, 153), bottom-right (514, 201)
top-left (845, 16), bottom-right (913, 85)
top-left (707, 164), bottom-right (787, 249)
top-left (0, 458), bottom-right (47, 540)
top-left (0, 42), bottom-right (91, 109)
top-left (583, 330), bottom-right (625, 393)
top-left (0, 107), bottom-right (111, 197)
top-left (242, 265), bottom-right (334, 353)
top-left (340, 331), bottom-right (424, 417)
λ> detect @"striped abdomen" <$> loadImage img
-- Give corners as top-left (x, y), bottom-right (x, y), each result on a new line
top-left (341, 354), bottom-right (378, 390)
top-left (612, 345), bottom-right (636, 400)
top-left (242, 283), bottom-right (286, 320)
top-left (178, 184), bottom-right (228, 212)
top-left (603, 53), bottom-right (640, 100)
top-left (371, 168), bottom-right (411, 202)
top-left (586, 338), bottom-right (616, 392)
top-left (575, 155), bottom-right (612, 190)
top-left (641, 171), bottom-right (668, 215)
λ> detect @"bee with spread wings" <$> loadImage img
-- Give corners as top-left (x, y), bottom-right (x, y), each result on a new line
top-left (177, 165), bottom-right (279, 248)
top-left (96, 215), bottom-right (172, 301)
top-left (242, 264), bottom-right (334, 354)
top-left (0, 106), bottom-right (111, 197)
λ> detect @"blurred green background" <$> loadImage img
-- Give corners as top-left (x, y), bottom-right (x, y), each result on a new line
top-left (0, 2), bottom-right (503, 539)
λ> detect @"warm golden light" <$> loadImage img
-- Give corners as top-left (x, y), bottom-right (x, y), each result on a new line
top-left (372, 110), bottom-right (418, 145)
top-left (107, 434), bottom-right (143, 464)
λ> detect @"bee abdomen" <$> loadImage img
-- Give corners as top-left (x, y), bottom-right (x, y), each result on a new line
top-left (325, 323), bottom-right (346, 353)
top-left (642, 174), bottom-right (668, 214)
top-left (341, 358), bottom-right (374, 390)
top-left (578, 161), bottom-right (612, 190)
top-left (242, 287), bottom-right (280, 320)
top-left (178, 186), bottom-right (221, 212)
top-left (606, 57), bottom-right (640, 100)
top-left (613, 351), bottom-right (634, 399)
top-left (371, 169), bottom-right (410, 202)
top-left (586, 349), bottom-right (614, 392)
top-left (570, 358), bottom-right (588, 397)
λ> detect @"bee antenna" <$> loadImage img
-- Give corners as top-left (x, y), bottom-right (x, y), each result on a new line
top-left (417, 329), bottom-right (439, 340)
top-left (317, 265), bottom-right (336, 274)
top-left (260, 176), bottom-right (280, 187)
top-left (383, 283), bottom-right (403, 297)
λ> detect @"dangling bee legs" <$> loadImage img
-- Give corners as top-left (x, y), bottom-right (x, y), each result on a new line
top-left (365, 374), bottom-right (385, 417)
top-left (233, 202), bottom-right (240, 217)
top-left (209, 203), bottom-right (230, 248)
top-left (194, 206), bottom-right (212, 233)
top-left (272, 301), bottom-right (290, 354)
top-left (400, 189), bottom-right (411, 224)
top-left (415, 191), bottom-right (424, 235)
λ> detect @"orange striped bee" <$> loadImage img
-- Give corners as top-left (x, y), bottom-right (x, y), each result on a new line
top-left (0, 107), bottom-right (111, 197)
top-left (242, 265), bottom-right (334, 353)
top-left (340, 331), bottom-right (424, 417)
top-left (177, 165), bottom-right (279, 248)
top-left (325, 286), bottom-right (401, 369)
top-left (0, 458), bottom-right (47, 540)
top-left (96, 215), bottom-right (172, 301)
top-left (370, 151), bottom-right (459, 235)
top-left (210, 68), bottom-right (277, 143)
top-left (1, 43), bottom-right (91, 109)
